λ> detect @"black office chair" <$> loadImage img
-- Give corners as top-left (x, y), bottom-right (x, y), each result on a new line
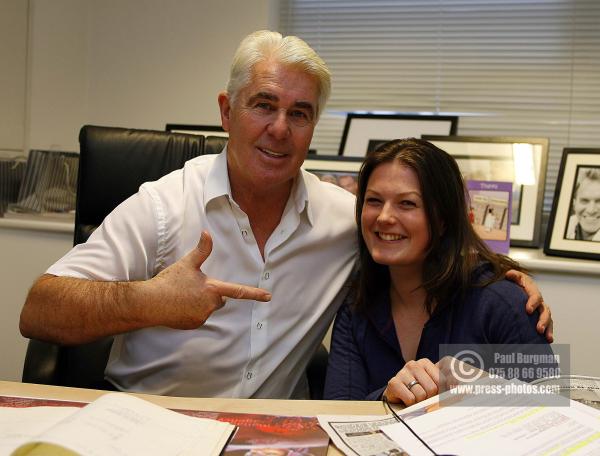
top-left (22, 125), bottom-right (329, 398)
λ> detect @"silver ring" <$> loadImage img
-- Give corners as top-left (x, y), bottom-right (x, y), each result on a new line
top-left (406, 379), bottom-right (420, 390)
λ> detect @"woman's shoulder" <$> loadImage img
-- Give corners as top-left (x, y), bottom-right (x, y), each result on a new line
top-left (464, 265), bottom-right (528, 316)
top-left (480, 276), bottom-right (527, 301)
top-left (461, 265), bottom-right (545, 344)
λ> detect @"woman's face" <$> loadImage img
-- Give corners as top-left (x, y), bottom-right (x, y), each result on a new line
top-left (361, 161), bottom-right (430, 270)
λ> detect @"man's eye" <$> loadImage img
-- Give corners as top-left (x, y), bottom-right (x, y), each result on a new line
top-left (289, 110), bottom-right (309, 120)
top-left (255, 102), bottom-right (274, 111)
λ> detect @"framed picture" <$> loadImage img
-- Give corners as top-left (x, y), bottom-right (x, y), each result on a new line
top-left (166, 124), bottom-right (228, 138)
top-left (423, 135), bottom-right (549, 247)
top-left (467, 180), bottom-right (513, 255)
top-left (301, 155), bottom-right (363, 195)
top-left (338, 113), bottom-right (458, 157)
top-left (544, 148), bottom-right (600, 260)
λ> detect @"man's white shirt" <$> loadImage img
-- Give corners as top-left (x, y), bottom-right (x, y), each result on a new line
top-left (47, 149), bottom-right (357, 398)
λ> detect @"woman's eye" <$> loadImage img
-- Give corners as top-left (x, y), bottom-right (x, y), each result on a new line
top-left (365, 197), bottom-right (381, 205)
top-left (401, 200), bottom-right (416, 207)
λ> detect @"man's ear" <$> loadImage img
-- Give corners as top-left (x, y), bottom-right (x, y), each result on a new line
top-left (218, 92), bottom-right (231, 132)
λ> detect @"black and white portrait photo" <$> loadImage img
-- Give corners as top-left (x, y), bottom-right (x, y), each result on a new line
top-left (545, 148), bottom-right (600, 260)
top-left (564, 166), bottom-right (600, 242)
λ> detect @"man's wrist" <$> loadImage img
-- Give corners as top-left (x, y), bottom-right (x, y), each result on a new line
top-left (118, 279), bottom-right (159, 330)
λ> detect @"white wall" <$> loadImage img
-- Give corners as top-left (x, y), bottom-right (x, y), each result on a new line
top-left (27, 0), bottom-right (276, 152)
top-left (531, 271), bottom-right (600, 377)
top-left (0, 0), bottom-right (28, 154)
top-left (0, 228), bottom-right (73, 382)
top-left (26, 0), bottom-right (89, 153)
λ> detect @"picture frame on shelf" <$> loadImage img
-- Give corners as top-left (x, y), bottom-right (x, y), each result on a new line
top-left (467, 180), bottom-right (513, 255)
top-left (338, 113), bottom-right (458, 157)
top-left (301, 155), bottom-right (364, 195)
top-left (544, 148), bottom-right (600, 260)
top-left (423, 135), bottom-right (549, 247)
top-left (166, 124), bottom-right (228, 138)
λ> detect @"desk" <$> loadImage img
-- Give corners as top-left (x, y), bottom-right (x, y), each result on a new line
top-left (0, 381), bottom-right (385, 455)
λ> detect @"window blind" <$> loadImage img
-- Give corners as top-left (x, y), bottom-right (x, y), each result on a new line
top-left (279, 0), bottom-right (600, 214)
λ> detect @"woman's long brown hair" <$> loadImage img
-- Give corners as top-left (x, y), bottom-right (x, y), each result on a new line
top-left (355, 138), bottom-right (523, 315)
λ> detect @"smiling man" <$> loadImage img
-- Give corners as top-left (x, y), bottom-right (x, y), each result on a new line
top-left (20, 31), bottom-right (357, 398)
top-left (566, 168), bottom-right (600, 241)
top-left (20, 31), bottom-right (551, 399)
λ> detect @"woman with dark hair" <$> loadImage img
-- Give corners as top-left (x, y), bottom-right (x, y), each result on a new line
top-left (323, 138), bottom-right (550, 405)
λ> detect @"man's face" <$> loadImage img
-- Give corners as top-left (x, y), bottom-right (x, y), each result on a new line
top-left (574, 178), bottom-right (600, 235)
top-left (219, 60), bottom-right (319, 194)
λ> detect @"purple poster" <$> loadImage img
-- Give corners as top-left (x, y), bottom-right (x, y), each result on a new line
top-left (467, 180), bottom-right (513, 254)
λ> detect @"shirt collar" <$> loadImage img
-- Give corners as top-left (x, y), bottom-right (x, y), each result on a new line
top-left (204, 146), bottom-right (232, 207)
top-left (293, 169), bottom-right (313, 226)
top-left (203, 146), bottom-right (313, 226)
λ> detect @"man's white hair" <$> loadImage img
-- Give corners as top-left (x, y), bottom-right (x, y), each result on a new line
top-left (226, 30), bottom-right (331, 120)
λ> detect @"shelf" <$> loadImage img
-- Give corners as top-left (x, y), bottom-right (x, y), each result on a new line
top-left (509, 247), bottom-right (600, 276)
top-left (0, 215), bottom-right (73, 233)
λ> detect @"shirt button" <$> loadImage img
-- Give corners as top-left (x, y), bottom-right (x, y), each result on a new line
top-left (246, 371), bottom-right (253, 380)
top-left (241, 229), bottom-right (248, 237)
top-left (264, 272), bottom-right (270, 280)
top-left (256, 322), bottom-right (263, 329)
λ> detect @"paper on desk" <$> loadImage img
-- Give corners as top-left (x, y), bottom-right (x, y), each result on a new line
top-left (1, 392), bottom-right (235, 456)
top-left (381, 393), bottom-right (600, 456)
top-left (317, 414), bottom-right (414, 456)
top-left (0, 406), bottom-right (76, 455)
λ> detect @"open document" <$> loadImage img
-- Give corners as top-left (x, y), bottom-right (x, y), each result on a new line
top-left (0, 393), bottom-right (235, 456)
top-left (319, 382), bottom-right (600, 456)
top-left (381, 391), bottom-right (600, 456)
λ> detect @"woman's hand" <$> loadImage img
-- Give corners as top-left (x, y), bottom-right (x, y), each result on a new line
top-left (383, 359), bottom-right (440, 406)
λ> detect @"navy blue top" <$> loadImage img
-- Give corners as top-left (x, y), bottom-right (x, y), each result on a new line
top-left (323, 268), bottom-right (549, 400)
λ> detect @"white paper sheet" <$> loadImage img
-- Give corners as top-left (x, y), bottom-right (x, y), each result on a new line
top-left (0, 393), bottom-right (235, 456)
top-left (382, 394), bottom-right (600, 456)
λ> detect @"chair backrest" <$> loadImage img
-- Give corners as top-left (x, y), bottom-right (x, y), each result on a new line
top-left (74, 125), bottom-right (227, 245)
top-left (22, 125), bottom-right (227, 389)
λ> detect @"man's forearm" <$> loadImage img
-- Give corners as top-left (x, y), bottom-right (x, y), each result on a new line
top-left (19, 274), bottom-right (154, 345)
top-left (20, 236), bottom-right (272, 346)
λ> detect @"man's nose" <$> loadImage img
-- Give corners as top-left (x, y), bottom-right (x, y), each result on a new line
top-left (267, 110), bottom-right (291, 139)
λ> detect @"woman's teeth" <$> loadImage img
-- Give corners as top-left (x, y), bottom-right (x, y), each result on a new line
top-left (378, 233), bottom-right (404, 241)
